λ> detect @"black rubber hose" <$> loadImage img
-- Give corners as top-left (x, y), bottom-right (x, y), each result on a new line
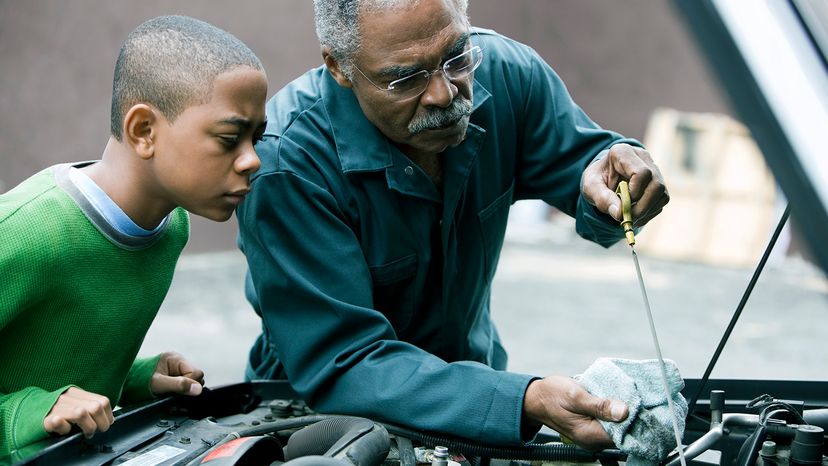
top-left (380, 422), bottom-right (626, 462)
top-left (239, 415), bottom-right (338, 436)
top-left (803, 408), bottom-right (828, 431)
top-left (282, 456), bottom-right (350, 466)
top-left (185, 416), bottom-right (335, 466)
top-left (336, 427), bottom-right (390, 466)
top-left (736, 424), bottom-right (767, 466)
top-left (284, 416), bottom-right (390, 466)
top-left (285, 417), bottom-right (374, 459)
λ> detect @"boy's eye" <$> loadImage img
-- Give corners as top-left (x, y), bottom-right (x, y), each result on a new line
top-left (218, 135), bottom-right (239, 147)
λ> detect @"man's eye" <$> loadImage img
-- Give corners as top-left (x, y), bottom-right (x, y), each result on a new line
top-left (389, 74), bottom-right (423, 91)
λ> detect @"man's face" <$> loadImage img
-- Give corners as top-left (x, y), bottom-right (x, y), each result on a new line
top-left (347, 0), bottom-right (474, 157)
top-left (151, 67), bottom-right (267, 222)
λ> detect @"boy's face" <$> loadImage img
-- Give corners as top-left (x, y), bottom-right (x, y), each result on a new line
top-left (151, 66), bottom-right (267, 222)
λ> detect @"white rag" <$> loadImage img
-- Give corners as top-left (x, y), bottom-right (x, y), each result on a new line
top-left (575, 357), bottom-right (688, 466)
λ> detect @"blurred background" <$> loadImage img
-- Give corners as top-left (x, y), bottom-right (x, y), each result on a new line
top-left (1, 1), bottom-right (825, 387)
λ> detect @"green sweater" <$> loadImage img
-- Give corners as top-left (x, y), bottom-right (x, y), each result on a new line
top-left (0, 163), bottom-right (189, 456)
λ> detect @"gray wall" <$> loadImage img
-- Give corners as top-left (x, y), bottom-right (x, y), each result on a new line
top-left (0, 0), bottom-right (729, 253)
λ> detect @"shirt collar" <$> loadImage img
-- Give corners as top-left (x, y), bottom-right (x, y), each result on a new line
top-left (322, 70), bottom-right (492, 174)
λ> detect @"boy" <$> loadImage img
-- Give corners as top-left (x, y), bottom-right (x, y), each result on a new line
top-left (0, 15), bottom-right (268, 456)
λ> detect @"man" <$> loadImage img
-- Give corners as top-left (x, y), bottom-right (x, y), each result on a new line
top-left (237, 0), bottom-right (668, 449)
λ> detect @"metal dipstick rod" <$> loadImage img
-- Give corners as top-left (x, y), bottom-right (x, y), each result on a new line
top-left (617, 181), bottom-right (687, 466)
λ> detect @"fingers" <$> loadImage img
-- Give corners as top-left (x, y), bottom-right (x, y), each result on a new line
top-left (608, 144), bottom-right (669, 224)
top-left (152, 352), bottom-right (205, 396)
top-left (564, 389), bottom-right (627, 451)
top-left (582, 157), bottom-right (623, 221)
top-left (43, 415), bottom-right (72, 435)
top-left (562, 418), bottom-right (616, 450)
top-left (582, 143), bottom-right (669, 225)
top-left (151, 374), bottom-right (203, 396)
top-left (574, 390), bottom-right (628, 423)
top-left (523, 376), bottom-right (626, 451)
top-left (44, 387), bottom-right (114, 438)
top-left (182, 366), bottom-right (205, 386)
top-left (170, 357), bottom-right (205, 385)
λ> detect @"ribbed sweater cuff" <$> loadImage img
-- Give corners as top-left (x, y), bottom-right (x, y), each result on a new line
top-left (11, 385), bottom-right (74, 451)
top-left (120, 355), bottom-right (161, 405)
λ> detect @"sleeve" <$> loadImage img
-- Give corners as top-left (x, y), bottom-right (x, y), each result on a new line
top-left (0, 385), bottom-right (73, 457)
top-left (512, 46), bottom-right (643, 247)
top-left (119, 355), bottom-right (161, 406)
top-left (0, 217), bottom-right (70, 455)
top-left (237, 139), bottom-right (536, 445)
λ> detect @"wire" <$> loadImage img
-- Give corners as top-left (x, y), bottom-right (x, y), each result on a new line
top-left (747, 394), bottom-right (807, 426)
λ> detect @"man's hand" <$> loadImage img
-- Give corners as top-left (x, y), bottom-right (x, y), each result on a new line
top-left (43, 387), bottom-right (114, 438)
top-left (523, 376), bottom-right (628, 450)
top-left (582, 143), bottom-right (669, 226)
top-left (150, 351), bottom-right (205, 396)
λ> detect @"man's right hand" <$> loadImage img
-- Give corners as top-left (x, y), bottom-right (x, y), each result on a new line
top-left (43, 387), bottom-right (114, 438)
top-left (523, 376), bottom-right (628, 450)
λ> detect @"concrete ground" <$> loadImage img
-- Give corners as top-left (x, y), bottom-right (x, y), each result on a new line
top-left (139, 214), bottom-right (828, 388)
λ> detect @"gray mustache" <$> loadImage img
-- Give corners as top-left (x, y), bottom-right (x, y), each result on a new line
top-left (408, 98), bottom-right (473, 134)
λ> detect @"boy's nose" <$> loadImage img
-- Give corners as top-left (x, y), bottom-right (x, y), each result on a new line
top-left (237, 145), bottom-right (261, 174)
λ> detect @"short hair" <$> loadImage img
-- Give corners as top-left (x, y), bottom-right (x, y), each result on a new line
top-left (110, 15), bottom-right (264, 140)
top-left (313, 0), bottom-right (469, 79)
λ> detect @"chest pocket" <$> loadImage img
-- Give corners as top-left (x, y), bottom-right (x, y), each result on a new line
top-left (369, 253), bottom-right (418, 332)
top-left (477, 180), bottom-right (515, 284)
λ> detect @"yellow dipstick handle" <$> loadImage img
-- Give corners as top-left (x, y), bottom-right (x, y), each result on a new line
top-left (616, 180), bottom-right (635, 246)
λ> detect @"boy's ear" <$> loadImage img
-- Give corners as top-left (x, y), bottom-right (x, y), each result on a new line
top-left (123, 104), bottom-right (159, 160)
top-left (322, 47), bottom-right (353, 89)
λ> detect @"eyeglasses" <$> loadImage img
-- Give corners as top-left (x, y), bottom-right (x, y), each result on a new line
top-left (353, 43), bottom-right (483, 101)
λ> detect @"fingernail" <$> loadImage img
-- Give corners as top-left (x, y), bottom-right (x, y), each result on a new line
top-left (609, 204), bottom-right (619, 220)
top-left (189, 383), bottom-right (202, 396)
top-left (611, 402), bottom-right (626, 421)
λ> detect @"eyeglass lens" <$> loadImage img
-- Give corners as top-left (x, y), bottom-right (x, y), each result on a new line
top-left (388, 46), bottom-right (482, 98)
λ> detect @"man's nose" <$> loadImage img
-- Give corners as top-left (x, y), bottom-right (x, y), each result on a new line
top-left (419, 70), bottom-right (456, 108)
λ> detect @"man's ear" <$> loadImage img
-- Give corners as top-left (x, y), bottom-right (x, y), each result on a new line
top-left (322, 46), bottom-right (353, 89)
top-left (123, 104), bottom-right (158, 160)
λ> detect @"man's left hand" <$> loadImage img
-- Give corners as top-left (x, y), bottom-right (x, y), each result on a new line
top-left (150, 351), bottom-right (205, 396)
top-left (582, 143), bottom-right (669, 226)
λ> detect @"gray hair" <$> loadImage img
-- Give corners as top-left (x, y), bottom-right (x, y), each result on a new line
top-left (313, 0), bottom-right (469, 79)
top-left (111, 15), bottom-right (264, 140)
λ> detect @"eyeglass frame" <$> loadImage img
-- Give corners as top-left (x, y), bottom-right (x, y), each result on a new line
top-left (350, 34), bottom-right (483, 101)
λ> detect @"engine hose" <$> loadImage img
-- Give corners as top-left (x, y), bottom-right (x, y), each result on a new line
top-left (281, 457), bottom-right (350, 466)
top-left (238, 415), bottom-right (340, 436)
top-left (736, 424), bottom-right (767, 466)
top-left (185, 416), bottom-right (336, 466)
top-left (285, 417), bottom-right (373, 459)
top-left (379, 423), bottom-right (626, 462)
top-left (284, 416), bottom-right (390, 465)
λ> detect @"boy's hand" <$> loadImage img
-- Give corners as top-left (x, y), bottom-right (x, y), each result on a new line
top-left (150, 351), bottom-right (205, 396)
top-left (44, 387), bottom-right (114, 438)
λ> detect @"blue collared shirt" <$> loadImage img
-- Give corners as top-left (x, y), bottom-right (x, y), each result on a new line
top-left (237, 28), bottom-right (638, 445)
